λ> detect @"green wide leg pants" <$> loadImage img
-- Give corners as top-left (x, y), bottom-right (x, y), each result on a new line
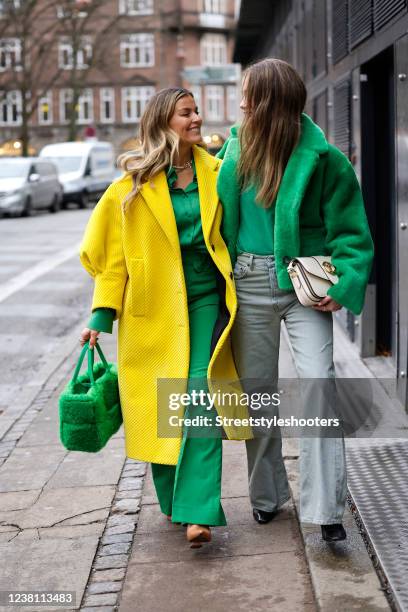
top-left (151, 297), bottom-right (226, 526)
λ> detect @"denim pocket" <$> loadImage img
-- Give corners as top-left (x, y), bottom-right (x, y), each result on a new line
top-left (233, 261), bottom-right (249, 280)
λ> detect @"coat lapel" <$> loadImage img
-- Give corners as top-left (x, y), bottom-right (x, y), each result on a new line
top-left (193, 146), bottom-right (219, 244)
top-left (139, 170), bottom-right (182, 256)
top-left (274, 114), bottom-right (328, 256)
top-left (139, 146), bottom-right (219, 256)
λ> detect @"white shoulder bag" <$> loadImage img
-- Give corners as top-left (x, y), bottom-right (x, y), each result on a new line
top-left (287, 256), bottom-right (339, 307)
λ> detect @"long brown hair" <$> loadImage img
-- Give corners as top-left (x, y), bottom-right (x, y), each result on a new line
top-left (117, 87), bottom-right (196, 209)
top-left (238, 58), bottom-right (307, 207)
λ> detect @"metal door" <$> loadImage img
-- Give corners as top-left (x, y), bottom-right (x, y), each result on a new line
top-left (395, 34), bottom-right (408, 409)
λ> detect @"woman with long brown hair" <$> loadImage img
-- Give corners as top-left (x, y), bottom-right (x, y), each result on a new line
top-left (79, 87), bottom-right (249, 547)
top-left (217, 58), bottom-right (374, 542)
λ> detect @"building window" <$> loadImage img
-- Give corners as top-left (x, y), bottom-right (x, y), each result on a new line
top-left (189, 86), bottom-right (202, 116)
top-left (59, 88), bottom-right (94, 123)
top-left (119, 0), bottom-right (153, 15)
top-left (205, 85), bottom-right (224, 122)
top-left (200, 33), bottom-right (227, 66)
top-left (0, 0), bottom-right (21, 16)
top-left (0, 38), bottom-right (21, 71)
top-left (56, 4), bottom-right (88, 18)
top-left (0, 90), bottom-right (22, 125)
top-left (38, 91), bottom-right (53, 125)
top-left (121, 86), bottom-right (154, 122)
top-left (58, 37), bottom-right (92, 70)
top-left (226, 85), bottom-right (237, 122)
top-left (201, 0), bottom-right (225, 13)
top-left (120, 33), bottom-right (154, 67)
top-left (100, 87), bottom-right (115, 123)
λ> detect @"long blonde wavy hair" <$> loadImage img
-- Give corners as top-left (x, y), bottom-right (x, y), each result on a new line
top-left (117, 87), bottom-right (197, 209)
top-left (238, 58), bottom-right (307, 208)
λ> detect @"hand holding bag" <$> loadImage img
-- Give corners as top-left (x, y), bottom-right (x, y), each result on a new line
top-left (59, 341), bottom-right (122, 452)
top-left (287, 256), bottom-right (339, 307)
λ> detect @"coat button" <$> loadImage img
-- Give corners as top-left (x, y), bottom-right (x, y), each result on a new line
top-left (229, 271), bottom-right (233, 279)
top-left (211, 244), bottom-right (215, 251)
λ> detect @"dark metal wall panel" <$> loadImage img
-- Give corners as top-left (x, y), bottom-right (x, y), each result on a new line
top-left (333, 78), bottom-right (351, 157)
top-left (304, 0), bottom-right (314, 81)
top-left (313, 0), bottom-right (327, 77)
top-left (313, 90), bottom-right (328, 135)
top-left (332, 0), bottom-right (348, 63)
top-left (350, 0), bottom-right (373, 49)
top-left (374, 0), bottom-right (407, 30)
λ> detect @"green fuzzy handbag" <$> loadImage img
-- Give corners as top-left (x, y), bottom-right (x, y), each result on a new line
top-left (59, 341), bottom-right (122, 452)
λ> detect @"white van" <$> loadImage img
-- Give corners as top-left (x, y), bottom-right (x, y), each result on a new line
top-left (39, 141), bottom-right (116, 208)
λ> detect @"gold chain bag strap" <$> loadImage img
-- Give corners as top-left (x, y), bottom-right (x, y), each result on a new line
top-left (287, 256), bottom-right (339, 307)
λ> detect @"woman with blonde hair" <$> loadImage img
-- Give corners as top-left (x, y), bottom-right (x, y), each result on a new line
top-left (79, 87), bottom-right (248, 547)
top-left (217, 59), bottom-right (374, 542)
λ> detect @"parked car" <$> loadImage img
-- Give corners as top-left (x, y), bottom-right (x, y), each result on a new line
top-left (39, 141), bottom-right (116, 209)
top-left (0, 157), bottom-right (63, 217)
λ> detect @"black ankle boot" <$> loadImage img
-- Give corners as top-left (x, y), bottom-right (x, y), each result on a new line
top-left (252, 508), bottom-right (277, 524)
top-left (321, 523), bottom-right (346, 542)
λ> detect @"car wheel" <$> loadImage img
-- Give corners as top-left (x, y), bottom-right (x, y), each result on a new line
top-left (21, 197), bottom-right (32, 217)
top-left (79, 191), bottom-right (89, 209)
top-left (49, 194), bottom-right (61, 213)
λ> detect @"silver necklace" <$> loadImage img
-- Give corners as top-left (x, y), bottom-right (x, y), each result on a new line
top-left (173, 159), bottom-right (193, 170)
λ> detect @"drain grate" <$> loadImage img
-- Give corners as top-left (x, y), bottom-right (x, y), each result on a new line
top-left (347, 439), bottom-right (408, 611)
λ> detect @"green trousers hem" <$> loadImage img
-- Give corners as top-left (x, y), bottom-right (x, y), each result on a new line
top-left (171, 503), bottom-right (227, 527)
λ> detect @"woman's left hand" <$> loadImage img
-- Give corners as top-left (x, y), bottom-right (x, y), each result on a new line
top-left (313, 296), bottom-right (342, 312)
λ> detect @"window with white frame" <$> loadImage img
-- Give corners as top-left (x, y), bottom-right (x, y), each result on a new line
top-left (58, 37), bottom-right (92, 70)
top-left (121, 86), bottom-right (154, 122)
top-left (0, 38), bottom-right (21, 71)
top-left (205, 85), bottom-right (224, 122)
top-left (200, 33), bottom-right (227, 66)
top-left (59, 88), bottom-right (93, 123)
top-left (100, 87), bottom-right (115, 123)
top-left (119, 0), bottom-right (153, 15)
top-left (226, 85), bottom-right (237, 122)
top-left (56, 4), bottom-right (88, 18)
top-left (189, 86), bottom-right (202, 117)
top-left (120, 34), bottom-right (154, 67)
top-left (0, 0), bottom-right (21, 16)
top-left (77, 88), bottom-right (93, 123)
top-left (201, 0), bottom-right (225, 13)
top-left (0, 90), bottom-right (22, 125)
top-left (38, 91), bottom-right (53, 125)
top-left (60, 89), bottom-right (72, 123)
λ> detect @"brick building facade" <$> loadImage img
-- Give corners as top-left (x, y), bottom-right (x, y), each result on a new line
top-left (0, 0), bottom-right (241, 156)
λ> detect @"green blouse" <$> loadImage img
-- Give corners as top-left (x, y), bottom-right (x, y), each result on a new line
top-left (88, 160), bottom-right (216, 333)
top-left (237, 183), bottom-right (275, 256)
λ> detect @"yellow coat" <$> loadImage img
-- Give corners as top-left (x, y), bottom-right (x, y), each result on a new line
top-left (79, 145), bottom-right (251, 464)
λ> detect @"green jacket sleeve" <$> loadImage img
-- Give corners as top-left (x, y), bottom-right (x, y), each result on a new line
top-left (322, 146), bottom-right (374, 315)
top-left (216, 134), bottom-right (240, 265)
top-left (88, 308), bottom-right (115, 334)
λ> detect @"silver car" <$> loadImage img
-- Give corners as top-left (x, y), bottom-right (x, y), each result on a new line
top-left (0, 158), bottom-right (63, 217)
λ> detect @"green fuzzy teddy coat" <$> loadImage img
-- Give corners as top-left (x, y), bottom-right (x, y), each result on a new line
top-left (216, 113), bottom-right (374, 315)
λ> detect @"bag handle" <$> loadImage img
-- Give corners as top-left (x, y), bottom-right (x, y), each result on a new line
top-left (72, 341), bottom-right (109, 385)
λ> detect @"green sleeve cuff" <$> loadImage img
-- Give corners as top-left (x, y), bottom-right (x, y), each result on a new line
top-left (88, 308), bottom-right (115, 333)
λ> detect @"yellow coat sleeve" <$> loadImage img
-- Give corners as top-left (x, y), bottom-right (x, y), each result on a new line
top-left (79, 183), bottom-right (128, 319)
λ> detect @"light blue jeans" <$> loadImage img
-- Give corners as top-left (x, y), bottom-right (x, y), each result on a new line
top-left (231, 252), bottom-right (347, 525)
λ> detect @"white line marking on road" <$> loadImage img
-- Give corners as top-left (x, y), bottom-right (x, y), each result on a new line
top-left (0, 242), bottom-right (81, 304)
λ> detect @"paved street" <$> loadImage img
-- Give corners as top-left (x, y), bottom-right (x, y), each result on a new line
top-left (0, 210), bottom-right (93, 440)
top-left (0, 210), bottom-right (393, 611)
